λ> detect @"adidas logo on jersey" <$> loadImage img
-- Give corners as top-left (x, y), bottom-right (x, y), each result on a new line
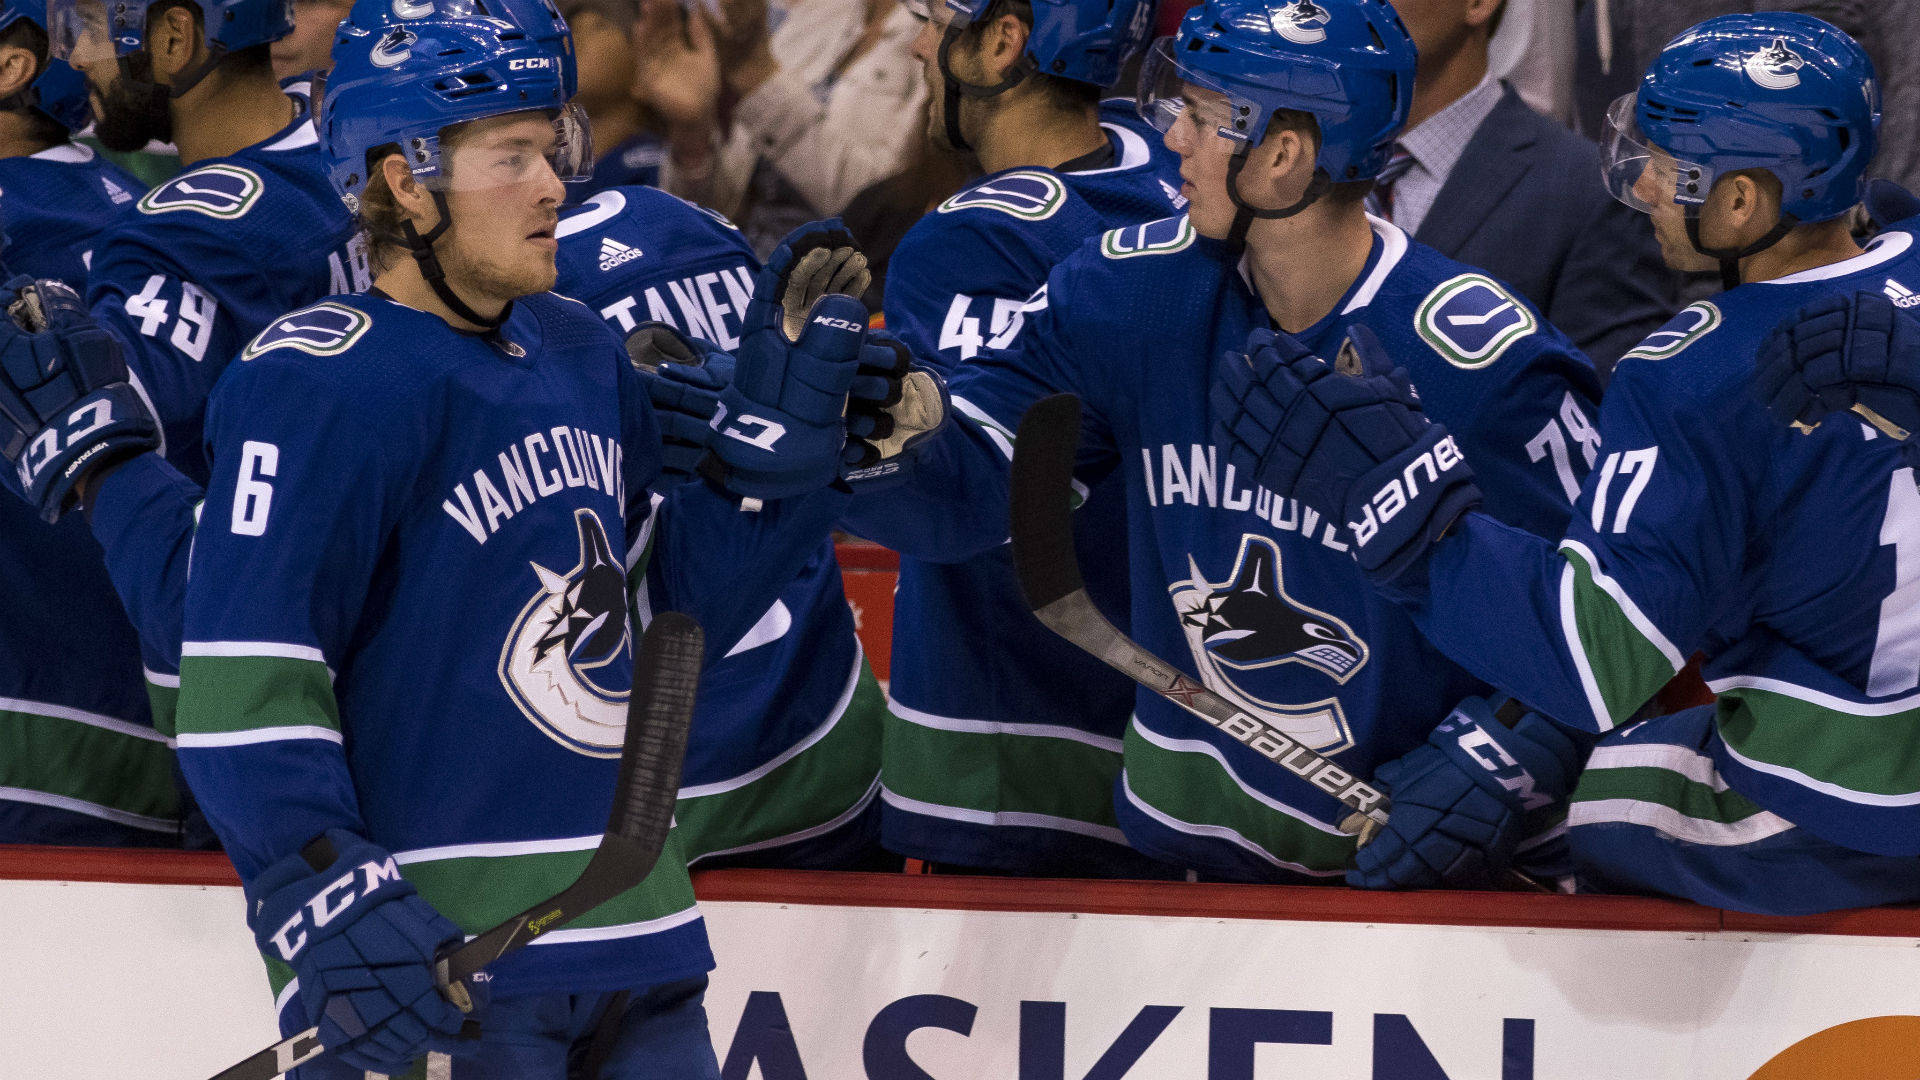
top-left (1885, 279), bottom-right (1920, 309)
top-left (598, 237), bottom-right (643, 271)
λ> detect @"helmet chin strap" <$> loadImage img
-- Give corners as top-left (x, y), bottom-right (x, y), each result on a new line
top-left (935, 21), bottom-right (1033, 153)
top-left (1223, 147), bottom-right (1331, 250)
top-left (1685, 210), bottom-right (1798, 290)
top-left (402, 191), bottom-right (511, 331)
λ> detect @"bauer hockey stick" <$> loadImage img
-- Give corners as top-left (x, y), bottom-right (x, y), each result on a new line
top-left (1006, 393), bottom-right (1391, 842)
top-left (1009, 395), bottom-right (1552, 890)
top-left (206, 611), bottom-right (705, 1080)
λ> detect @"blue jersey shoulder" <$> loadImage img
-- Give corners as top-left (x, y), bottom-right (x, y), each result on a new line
top-left (1363, 230), bottom-right (1582, 373)
top-left (106, 110), bottom-right (345, 262)
top-left (555, 185), bottom-right (759, 346)
top-left (0, 144), bottom-right (142, 288)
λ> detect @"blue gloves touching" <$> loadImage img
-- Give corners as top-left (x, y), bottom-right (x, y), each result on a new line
top-left (1211, 324), bottom-right (1481, 582)
top-left (1756, 289), bottom-right (1920, 477)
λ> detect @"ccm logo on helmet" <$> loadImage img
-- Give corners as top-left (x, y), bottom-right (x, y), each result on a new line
top-left (1348, 435), bottom-right (1467, 549)
top-left (508, 57), bottom-right (553, 70)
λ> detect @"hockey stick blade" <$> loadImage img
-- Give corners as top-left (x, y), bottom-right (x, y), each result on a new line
top-left (1008, 394), bottom-right (1391, 836)
top-left (205, 611), bottom-right (704, 1080)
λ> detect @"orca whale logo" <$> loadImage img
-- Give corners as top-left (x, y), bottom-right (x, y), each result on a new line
top-left (499, 509), bottom-right (632, 757)
top-left (1168, 534), bottom-right (1368, 753)
top-left (1273, 0), bottom-right (1330, 45)
top-left (1742, 37), bottom-right (1805, 90)
top-left (370, 27), bottom-right (417, 67)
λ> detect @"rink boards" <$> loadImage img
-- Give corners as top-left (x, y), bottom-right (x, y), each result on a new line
top-left (1, 848), bottom-right (1918, 1079)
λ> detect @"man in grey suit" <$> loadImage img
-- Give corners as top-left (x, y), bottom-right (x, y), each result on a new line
top-left (1379, 0), bottom-right (1679, 375)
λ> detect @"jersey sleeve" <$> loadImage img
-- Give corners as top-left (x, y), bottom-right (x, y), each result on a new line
top-left (86, 226), bottom-right (259, 469)
top-left (174, 358), bottom-right (399, 884)
top-left (84, 452), bottom-right (203, 730)
top-left (1392, 355), bottom-right (1756, 732)
top-left (843, 260), bottom-right (1123, 561)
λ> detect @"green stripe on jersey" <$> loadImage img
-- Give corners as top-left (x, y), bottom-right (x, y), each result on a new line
top-left (1717, 688), bottom-right (1920, 802)
top-left (882, 704), bottom-right (1124, 830)
top-left (1561, 544), bottom-right (1681, 728)
top-left (1122, 719), bottom-right (1352, 875)
top-left (400, 831), bottom-right (698, 934)
top-left (176, 654), bottom-right (339, 737)
top-left (674, 659), bottom-right (887, 862)
top-left (0, 707), bottom-right (179, 822)
top-left (145, 679), bottom-right (180, 740)
top-left (1572, 763), bottom-right (1769, 825)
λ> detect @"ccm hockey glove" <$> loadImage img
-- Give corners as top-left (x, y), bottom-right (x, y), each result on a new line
top-left (1212, 324), bottom-right (1482, 583)
top-left (713, 219), bottom-right (871, 500)
top-left (841, 330), bottom-right (949, 490)
top-left (0, 276), bottom-right (158, 522)
top-left (250, 830), bottom-right (479, 1074)
top-left (1756, 290), bottom-right (1920, 477)
top-left (1348, 696), bottom-right (1586, 890)
top-left (626, 322), bottom-right (733, 491)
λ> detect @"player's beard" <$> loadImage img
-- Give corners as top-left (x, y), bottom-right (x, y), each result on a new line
top-left (93, 68), bottom-right (172, 153)
top-left (440, 230), bottom-right (557, 304)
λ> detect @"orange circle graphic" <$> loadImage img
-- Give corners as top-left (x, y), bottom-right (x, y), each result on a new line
top-left (1749, 1016), bottom-right (1920, 1079)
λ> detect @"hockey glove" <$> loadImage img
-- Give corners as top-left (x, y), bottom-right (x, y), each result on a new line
top-left (713, 218), bottom-right (871, 500)
top-left (842, 330), bottom-right (949, 490)
top-left (0, 275), bottom-right (158, 523)
top-left (627, 322), bottom-right (734, 491)
top-left (1348, 696), bottom-right (1585, 890)
top-left (1211, 324), bottom-right (1482, 583)
top-left (1866, 179), bottom-right (1920, 231)
top-left (250, 829), bottom-right (480, 1074)
top-left (1756, 290), bottom-right (1920, 476)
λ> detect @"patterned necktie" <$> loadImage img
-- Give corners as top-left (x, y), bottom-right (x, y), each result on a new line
top-left (1366, 147), bottom-right (1414, 221)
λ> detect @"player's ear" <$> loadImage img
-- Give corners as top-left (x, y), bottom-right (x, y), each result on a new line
top-left (984, 11), bottom-right (1028, 83)
top-left (381, 153), bottom-right (435, 224)
top-left (1464, 0), bottom-right (1504, 30)
top-left (146, 3), bottom-right (206, 87)
top-left (1255, 125), bottom-right (1316, 206)
top-left (0, 44), bottom-right (37, 101)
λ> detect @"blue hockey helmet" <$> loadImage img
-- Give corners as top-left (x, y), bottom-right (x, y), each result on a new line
top-left (47, 0), bottom-right (293, 70)
top-left (1602, 13), bottom-right (1879, 228)
top-left (918, 0), bottom-right (1155, 88)
top-left (330, 0), bottom-right (576, 109)
top-left (1137, 0), bottom-right (1416, 184)
top-left (0, 0), bottom-right (90, 132)
top-left (321, 14), bottom-right (586, 204)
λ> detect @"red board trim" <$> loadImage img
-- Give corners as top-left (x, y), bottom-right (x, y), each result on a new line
top-left (4, 845), bottom-right (1918, 937)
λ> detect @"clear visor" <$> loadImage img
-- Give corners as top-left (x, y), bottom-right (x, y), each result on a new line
top-left (900, 0), bottom-right (977, 33)
top-left (48, 0), bottom-right (119, 67)
top-left (1601, 92), bottom-right (1709, 214)
top-left (1136, 37), bottom-right (1242, 143)
top-left (413, 103), bottom-right (593, 192)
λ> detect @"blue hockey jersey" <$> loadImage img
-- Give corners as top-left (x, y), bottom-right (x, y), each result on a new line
top-left (178, 289), bottom-right (847, 996)
top-left (555, 186), bottom-right (885, 867)
top-left (1399, 228), bottom-right (1920, 858)
top-left (86, 88), bottom-right (367, 488)
top-left (0, 144), bottom-right (178, 846)
top-left (847, 214), bottom-right (1600, 881)
top-left (874, 101), bottom-right (1184, 875)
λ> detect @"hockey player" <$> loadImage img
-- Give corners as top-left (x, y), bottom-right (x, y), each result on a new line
top-left (877, 0), bottom-right (1181, 876)
top-left (0, 0), bottom-right (181, 846)
top-left (840, 0), bottom-right (1600, 884)
top-left (1211, 14), bottom-right (1920, 913)
top-left (557, 186), bottom-right (894, 869)
top-left (0, 11), bottom-right (887, 1073)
